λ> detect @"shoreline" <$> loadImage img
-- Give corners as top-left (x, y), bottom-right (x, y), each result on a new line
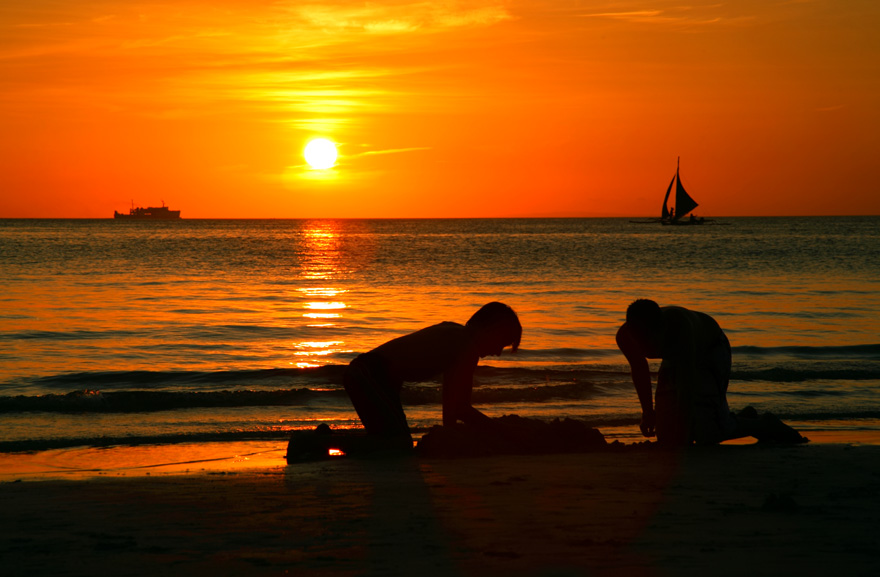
top-left (2, 428), bottom-right (879, 483)
top-left (3, 443), bottom-right (879, 576)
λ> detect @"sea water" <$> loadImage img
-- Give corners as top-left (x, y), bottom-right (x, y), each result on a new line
top-left (1, 217), bottom-right (879, 466)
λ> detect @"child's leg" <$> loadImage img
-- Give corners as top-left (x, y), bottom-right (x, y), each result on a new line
top-left (343, 354), bottom-right (412, 440)
top-left (655, 361), bottom-right (689, 446)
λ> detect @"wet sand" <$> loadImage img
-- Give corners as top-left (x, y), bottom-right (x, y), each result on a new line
top-left (3, 442), bottom-right (880, 576)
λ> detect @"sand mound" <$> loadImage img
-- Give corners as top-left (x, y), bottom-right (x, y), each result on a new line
top-left (417, 415), bottom-right (608, 458)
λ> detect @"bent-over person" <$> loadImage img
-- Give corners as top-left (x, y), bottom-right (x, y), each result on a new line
top-left (616, 299), bottom-right (806, 446)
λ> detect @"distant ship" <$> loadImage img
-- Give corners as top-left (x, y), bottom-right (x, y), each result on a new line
top-left (114, 201), bottom-right (181, 220)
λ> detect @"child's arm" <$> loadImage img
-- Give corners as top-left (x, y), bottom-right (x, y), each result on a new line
top-left (616, 323), bottom-right (655, 437)
top-left (442, 355), bottom-right (493, 428)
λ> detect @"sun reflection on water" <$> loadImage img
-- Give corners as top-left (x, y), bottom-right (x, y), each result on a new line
top-left (299, 288), bottom-right (343, 297)
top-left (305, 302), bottom-right (346, 310)
top-left (300, 221), bottom-right (344, 281)
top-left (289, 223), bottom-right (352, 366)
top-left (290, 338), bottom-right (350, 368)
top-left (303, 312), bottom-right (341, 320)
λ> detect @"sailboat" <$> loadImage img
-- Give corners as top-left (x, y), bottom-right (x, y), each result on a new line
top-left (661, 157), bottom-right (703, 225)
top-left (629, 158), bottom-right (722, 225)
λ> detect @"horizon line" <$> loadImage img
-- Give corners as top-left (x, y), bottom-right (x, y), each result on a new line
top-left (2, 215), bottom-right (878, 220)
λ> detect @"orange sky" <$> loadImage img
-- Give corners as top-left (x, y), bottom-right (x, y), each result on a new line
top-left (1, 1), bottom-right (878, 218)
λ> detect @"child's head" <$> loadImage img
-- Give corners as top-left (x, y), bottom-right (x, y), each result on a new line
top-left (466, 302), bottom-right (522, 356)
top-left (625, 298), bottom-right (663, 350)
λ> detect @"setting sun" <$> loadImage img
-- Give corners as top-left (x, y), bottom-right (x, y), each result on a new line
top-left (304, 139), bottom-right (338, 170)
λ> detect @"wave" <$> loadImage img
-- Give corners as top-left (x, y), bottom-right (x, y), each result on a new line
top-left (0, 388), bottom-right (343, 414)
top-left (0, 325), bottom-right (297, 342)
top-left (731, 368), bottom-right (880, 382)
top-left (0, 380), bottom-right (610, 415)
top-left (0, 430), bottom-right (295, 454)
top-left (14, 366), bottom-right (347, 391)
top-left (0, 329), bottom-right (142, 341)
top-left (0, 358), bottom-right (880, 402)
top-left (4, 378), bottom-right (878, 417)
top-left (4, 365), bottom-right (626, 393)
top-left (734, 344), bottom-right (880, 358)
top-left (515, 347), bottom-right (620, 359)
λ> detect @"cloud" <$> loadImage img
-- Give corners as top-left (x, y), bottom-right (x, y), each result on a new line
top-left (353, 147), bottom-right (431, 157)
top-left (294, 1), bottom-right (511, 34)
top-left (575, 5), bottom-right (728, 26)
top-left (580, 10), bottom-right (663, 20)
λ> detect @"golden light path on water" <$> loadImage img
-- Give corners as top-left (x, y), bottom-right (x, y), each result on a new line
top-left (291, 222), bottom-right (351, 367)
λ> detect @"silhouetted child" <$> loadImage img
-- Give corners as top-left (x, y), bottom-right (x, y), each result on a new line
top-left (616, 298), bottom-right (807, 446)
top-left (343, 302), bottom-right (522, 447)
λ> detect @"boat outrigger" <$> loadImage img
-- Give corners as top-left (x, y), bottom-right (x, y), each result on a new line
top-left (114, 201), bottom-right (181, 220)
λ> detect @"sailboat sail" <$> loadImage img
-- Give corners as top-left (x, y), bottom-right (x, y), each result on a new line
top-left (659, 158), bottom-right (699, 222)
top-left (638, 157), bottom-right (716, 225)
top-left (673, 165), bottom-right (698, 220)
top-left (661, 174), bottom-right (675, 220)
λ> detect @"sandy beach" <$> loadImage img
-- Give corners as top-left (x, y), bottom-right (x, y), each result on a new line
top-left (3, 441), bottom-right (879, 577)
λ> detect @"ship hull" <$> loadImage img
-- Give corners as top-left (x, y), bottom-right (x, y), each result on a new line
top-left (114, 209), bottom-right (181, 220)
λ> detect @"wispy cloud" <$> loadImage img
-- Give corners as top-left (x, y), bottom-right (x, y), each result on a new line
top-left (580, 10), bottom-right (663, 20)
top-left (353, 147), bottom-right (432, 157)
top-left (576, 4), bottom-right (729, 26)
top-left (294, 1), bottom-right (512, 34)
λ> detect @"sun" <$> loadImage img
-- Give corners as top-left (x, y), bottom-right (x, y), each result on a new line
top-left (303, 138), bottom-right (338, 170)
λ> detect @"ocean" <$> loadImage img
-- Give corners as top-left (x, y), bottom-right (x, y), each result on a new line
top-left (2, 217), bottom-right (879, 474)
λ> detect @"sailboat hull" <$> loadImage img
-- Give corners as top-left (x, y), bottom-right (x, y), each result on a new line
top-left (662, 218), bottom-right (706, 226)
